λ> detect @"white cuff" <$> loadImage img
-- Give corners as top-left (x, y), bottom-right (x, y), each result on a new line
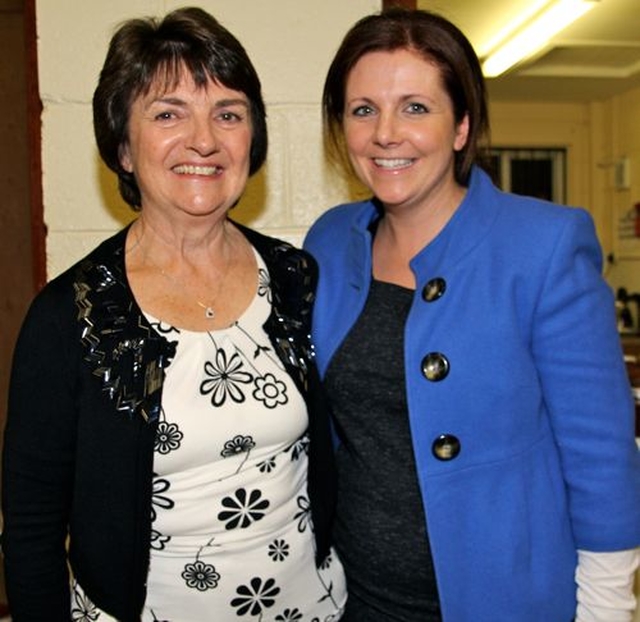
top-left (575, 548), bottom-right (639, 622)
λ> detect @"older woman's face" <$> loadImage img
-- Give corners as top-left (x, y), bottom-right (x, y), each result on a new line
top-left (343, 49), bottom-right (468, 214)
top-left (120, 71), bottom-right (252, 220)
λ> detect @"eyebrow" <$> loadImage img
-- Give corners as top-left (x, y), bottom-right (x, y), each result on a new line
top-left (215, 98), bottom-right (249, 109)
top-left (150, 96), bottom-right (249, 109)
top-left (345, 93), bottom-right (437, 108)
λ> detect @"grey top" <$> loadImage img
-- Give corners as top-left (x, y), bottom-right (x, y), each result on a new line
top-left (325, 279), bottom-right (441, 621)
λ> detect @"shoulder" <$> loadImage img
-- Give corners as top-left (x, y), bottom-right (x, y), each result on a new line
top-left (29, 229), bottom-right (127, 312)
top-left (235, 221), bottom-right (318, 281)
top-left (473, 166), bottom-right (593, 229)
top-left (11, 229), bottom-right (130, 392)
top-left (44, 228), bottom-right (127, 289)
top-left (468, 168), bottom-right (598, 259)
top-left (498, 195), bottom-right (599, 261)
top-left (235, 224), bottom-right (318, 325)
top-left (307, 200), bottom-right (374, 237)
top-left (480, 200), bottom-right (603, 281)
top-left (304, 200), bottom-right (377, 258)
top-left (501, 192), bottom-right (592, 228)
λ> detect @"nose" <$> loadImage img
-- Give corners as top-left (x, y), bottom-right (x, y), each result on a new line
top-left (373, 111), bottom-right (400, 147)
top-left (187, 115), bottom-right (218, 155)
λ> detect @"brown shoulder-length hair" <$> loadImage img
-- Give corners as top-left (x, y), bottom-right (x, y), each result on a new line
top-left (323, 8), bottom-right (490, 186)
top-left (93, 6), bottom-right (267, 209)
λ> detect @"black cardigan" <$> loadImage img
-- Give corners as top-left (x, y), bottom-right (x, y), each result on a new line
top-left (2, 223), bottom-right (337, 622)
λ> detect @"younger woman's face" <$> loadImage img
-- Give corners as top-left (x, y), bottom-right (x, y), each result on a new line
top-left (343, 48), bottom-right (469, 214)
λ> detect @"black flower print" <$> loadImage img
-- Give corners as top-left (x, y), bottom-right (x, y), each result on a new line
top-left (181, 559), bottom-right (221, 591)
top-left (320, 550), bottom-right (334, 570)
top-left (233, 320), bottom-right (272, 360)
top-left (287, 435), bottom-right (310, 461)
top-left (71, 583), bottom-right (100, 621)
top-left (150, 528), bottom-right (171, 551)
top-left (294, 495), bottom-right (311, 534)
top-left (221, 434), bottom-right (256, 458)
top-left (253, 373), bottom-right (288, 409)
top-left (257, 267), bottom-right (271, 302)
top-left (275, 608), bottom-right (303, 622)
top-left (200, 348), bottom-right (252, 406)
top-left (149, 320), bottom-right (180, 336)
top-left (180, 537), bottom-right (221, 593)
top-left (258, 456), bottom-right (276, 473)
top-left (218, 488), bottom-right (270, 530)
top-left (268, 538), bottom-right (290, 562)
top-left (252, 343), bottom-right (272, 359)
top-left (231, 577), bottom-right (280, 616)
top-left (155, 420), bottom-right (183, 455)
top-left (151, 475), bottom-right (174, 522)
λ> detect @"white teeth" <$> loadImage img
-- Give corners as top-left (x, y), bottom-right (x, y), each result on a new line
top-left (173, 164), bottom-right (220, 175)
top-left (374, 158), bottom-right (413, 170)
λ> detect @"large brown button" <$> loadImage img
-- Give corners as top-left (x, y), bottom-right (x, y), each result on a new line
top-left (432, 434), bottom-right (461, 461)
top-left (421, 352), bottom-right (450, 381)
top-left (422, 277), bottom-right (446, 302)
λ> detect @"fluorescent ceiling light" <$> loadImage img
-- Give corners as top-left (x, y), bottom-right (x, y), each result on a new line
top-left (481, 0), bottom-right (599, 78)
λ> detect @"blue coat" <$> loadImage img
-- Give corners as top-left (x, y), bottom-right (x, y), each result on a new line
top-left (304, 167), bottom-right (640, 621)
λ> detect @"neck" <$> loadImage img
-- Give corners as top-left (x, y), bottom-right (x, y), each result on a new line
top-left (377, 183), bottom-right (466, 258)
top-left (130, 212), bottom-right (234, 269)
top-left (125, 214), bottom-right (254, 328)
top-left (371, 184), bottom-right (466, 288)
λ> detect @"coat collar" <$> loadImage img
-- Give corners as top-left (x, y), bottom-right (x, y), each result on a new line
top-left (408, 167), bottom-right (502, 274)
top-left (344, 167), bottom-right (503, 279)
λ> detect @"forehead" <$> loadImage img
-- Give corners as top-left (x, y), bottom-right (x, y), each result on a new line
top-left (347, 48), bottom-right (443, 91)
top-left (150, 72), bottom-right (241, 99)
top-left (132, 62), bottom-right (247, 106)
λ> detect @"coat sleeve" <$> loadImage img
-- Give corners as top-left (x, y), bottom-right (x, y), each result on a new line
top-left (531, 208), bottom-right (640, 550)
top-left (2, 282), bottom-right (78, 620)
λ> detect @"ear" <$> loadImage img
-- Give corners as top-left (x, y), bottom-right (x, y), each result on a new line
top-left (119, 143), bottom-right (133, 173)
top-left (453, 113), bottom-right (470, 152)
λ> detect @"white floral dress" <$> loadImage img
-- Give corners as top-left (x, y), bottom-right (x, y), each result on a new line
top-left (71, 251), bottom-right (346, 622)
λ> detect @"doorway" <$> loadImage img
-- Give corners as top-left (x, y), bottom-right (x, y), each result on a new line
top-left (0, 0), bottom-right (39, 610)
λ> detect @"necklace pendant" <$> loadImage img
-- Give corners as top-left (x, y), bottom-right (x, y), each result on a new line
top-left (204, 306), bottom-right (215, 319)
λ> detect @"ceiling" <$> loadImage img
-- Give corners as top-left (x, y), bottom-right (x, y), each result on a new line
top-left (416, 0), bottom-right (640, 102)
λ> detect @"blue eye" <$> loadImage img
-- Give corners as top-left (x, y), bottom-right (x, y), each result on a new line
top-left (352, 105), bottom-right (375, 117)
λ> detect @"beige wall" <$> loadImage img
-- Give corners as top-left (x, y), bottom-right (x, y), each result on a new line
top-left (36, 0), bottom-right (379, 279)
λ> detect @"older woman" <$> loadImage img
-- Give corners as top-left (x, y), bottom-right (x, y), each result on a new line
top-left (2, 7), bottom-right (345, 621)
top-left (304, 8), bottom-right (640, 622)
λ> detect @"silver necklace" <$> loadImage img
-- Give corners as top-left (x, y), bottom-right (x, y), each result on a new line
top-left (132, 225), bottom-right (229, 321)
top-left (199, 302), bottom-right (216, 319)
top-left (158, 267), bottom-right (218, 319)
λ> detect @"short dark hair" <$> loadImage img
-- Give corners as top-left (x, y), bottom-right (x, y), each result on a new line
top-left (93, 6), bottom-right (267, 209)
top-left (322, 8), bottom-right (489, 186)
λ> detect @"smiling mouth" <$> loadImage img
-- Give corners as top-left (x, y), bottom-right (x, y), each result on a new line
top-left (172, 164), bottom-right (222, 176)
top-left (373, 158), bottom-right (414, 170)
